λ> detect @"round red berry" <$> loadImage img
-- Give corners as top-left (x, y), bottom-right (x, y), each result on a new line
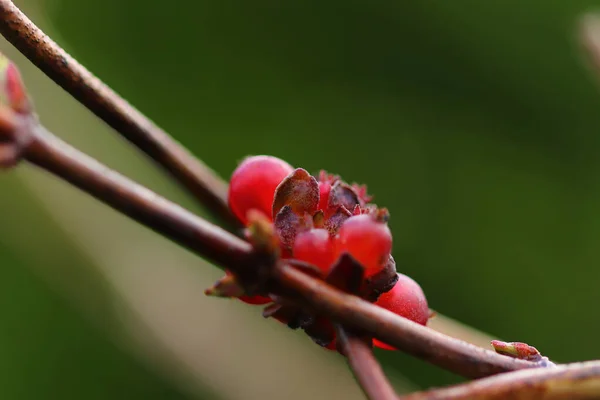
top-left (373, 273), bottom-right (429, 350)
top-left (228, 155), bottom-right (294, 225)
top-left (333, 214), bottom-right (392, 276)
top-left (293, 228), bottom-right (336, 275)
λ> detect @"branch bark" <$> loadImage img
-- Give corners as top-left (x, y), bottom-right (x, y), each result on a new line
top-left (0, 0), bottom-right (237, 227)
top-left (336, 325), bottom-right (398, 400)
top-left (398, 361), bottom-right (600, 400)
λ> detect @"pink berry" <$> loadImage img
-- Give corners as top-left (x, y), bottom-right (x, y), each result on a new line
top-left (228, 155), bottom-right (294, 225)
top-left (293, 228), bottom-right (336, 275)
top-left (333, 214), bottom-right (392, 276)
top-left (373, 273), bottom-right (429, 350)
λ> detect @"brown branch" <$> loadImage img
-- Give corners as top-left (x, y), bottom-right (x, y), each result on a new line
top-left (275, 264), bottom-right (540, 379)
top-left (24, 124), bottom-right (253, 269)
top-left (335, 325), bottom-right (398, 400)
top-left (0, 114), bottom-right (545, 380)
top-left (398, 360), bottom-right (600, 400)
top-left (0, 0), bottom-right (237, 227)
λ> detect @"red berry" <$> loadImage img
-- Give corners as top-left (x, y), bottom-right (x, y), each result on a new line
top-left (228, 155), bottom-right (294, 225)
top-left (373, 273), bottom-right (429, 350)
top-left (333, 214), bottom-right (392, 276)
top-left (293, 228), bottom-right (336, 275)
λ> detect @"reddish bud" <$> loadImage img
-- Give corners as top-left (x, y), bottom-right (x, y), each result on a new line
top-left (292, 228), bottom-right (336, 275)
top-left (228, 155), bottom-right (294, 225)
top-left (245, 209), bottom-right (280, 255)
top-left (374, 273), bottom-right (429, 350)
top-left (491, 340), bottom-right (543, 361)
top-left (333, 214), bottom-right (392, 276)
top-left (0, 54), bottom-right (30, 114)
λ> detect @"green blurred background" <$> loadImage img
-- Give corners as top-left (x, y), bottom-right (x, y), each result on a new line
top-left (1, 0), bottom-right (600, 398)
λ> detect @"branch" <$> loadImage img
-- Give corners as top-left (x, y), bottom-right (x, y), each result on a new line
top-left (398, 360), bottom-right (600, 400)
top-left (0, 0), bottom-right (237, 227)
top-left (336, 325), bottom-right (398, 400)
top-left (275, 264), bottom-right (540, 379)
top-left (580, 13), bottom-right (600, 77)
top-left (0, 112), bottom-right (544, 380)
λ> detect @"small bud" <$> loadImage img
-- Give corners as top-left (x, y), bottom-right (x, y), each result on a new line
top-left (205, 274), bottom-right (246, 298)
top-left (491, 340), bottom-right (543, 361)
top-left (246, 209), bottom-right (280, 255)
top-left (312, 210), bottom-right (325, 228)
top-left (0, 53), bottom-right (31, 114)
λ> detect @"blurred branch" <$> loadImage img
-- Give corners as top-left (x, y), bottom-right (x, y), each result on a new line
top-left (0, 0), bottom-right (237, 227)
top-left (399, 361), bottom-right (600, 400)
top-left (27, 124), bottom-right (253, 269)
top-left (0, 111), bottom-right (543, 380)
top-left (336, 326), bottom-right (397, 400)
top-left (580, 14), bottom-right (600, 77)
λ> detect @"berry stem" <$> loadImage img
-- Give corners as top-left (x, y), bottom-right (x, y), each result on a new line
top-left (0, 0), bottom-right (238, 228)
top-left (335, 325), bottom-right (397, 400)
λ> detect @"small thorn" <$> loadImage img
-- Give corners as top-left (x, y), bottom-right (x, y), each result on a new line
top-left (205, 274), bottom-right (246, 298)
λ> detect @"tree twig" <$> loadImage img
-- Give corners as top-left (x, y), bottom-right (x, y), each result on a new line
top-left (398, 360), bottom-right (600, 400)
top-left (336, 325), bottom-right (398, 400)
top-left (0, 0), bottom-right (237, 227)
top-left (25, 125), bottom-right (252, 269)
top-left (0, 115), bottom-right (544, 380)
top-left (275, 264), bottom-right (540, 379)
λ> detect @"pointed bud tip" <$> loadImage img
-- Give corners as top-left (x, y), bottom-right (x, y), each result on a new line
top-left (0, 53), bottom-right (30, 114)
top-left (491, 340), bottom-right (542, 361)
top-left (205, 274), bottom-right (246, 298)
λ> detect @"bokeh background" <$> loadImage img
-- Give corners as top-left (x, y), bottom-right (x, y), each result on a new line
top-left (1, 0), bottom-right (600, 398)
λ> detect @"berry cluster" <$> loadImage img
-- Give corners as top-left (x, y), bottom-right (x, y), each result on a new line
top-left (222, 155), bottom-right (429, 351)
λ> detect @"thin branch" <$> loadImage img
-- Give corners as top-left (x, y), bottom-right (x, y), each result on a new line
top-left (1, 116), bottom-right (543, 380)
top-left (0, 0), bottom-right (237, 227)
top-left (26, 125), bottom-right (253, 269)
top-left (336, 325), bottom-right (398, 400)
top-left (398, 360), bottom-right (600, 400)
top-left (275, 264), bottom-right (539, 379)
